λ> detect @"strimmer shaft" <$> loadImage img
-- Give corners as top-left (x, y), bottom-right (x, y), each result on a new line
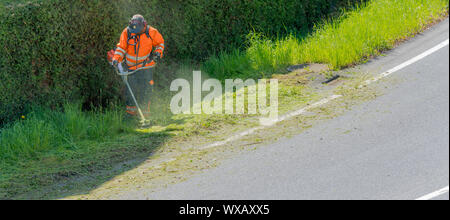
top-left (122, 75), bottom-right (147, 122)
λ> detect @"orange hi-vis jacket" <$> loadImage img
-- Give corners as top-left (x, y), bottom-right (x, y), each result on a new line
top-left (113, 26), bottom-right (165, 70)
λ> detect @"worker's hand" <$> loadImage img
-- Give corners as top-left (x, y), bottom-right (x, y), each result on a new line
top-left (112, 60), bottom-right (119, 68)
top-left (153, 52), bottom-right (162, 62)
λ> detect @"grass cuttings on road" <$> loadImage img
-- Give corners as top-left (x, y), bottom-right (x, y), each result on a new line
top-left (1, 0), bottom-right (448, 199)
top-left (63, 73), bottom-right (381, 200)
top-left (0, 74), bottom-right (315, 199)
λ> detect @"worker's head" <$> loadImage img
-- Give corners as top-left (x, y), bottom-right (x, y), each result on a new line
top-left (128, 14), bottom-right (147, 34)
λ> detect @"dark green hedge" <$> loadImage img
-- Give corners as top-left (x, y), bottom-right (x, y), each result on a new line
top-left (0, 0), bottom-right (362, 124)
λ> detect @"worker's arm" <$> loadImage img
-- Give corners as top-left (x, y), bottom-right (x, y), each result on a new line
top-left (113, 29), bottom-right (128, 63)
top-left (150, 27), bottom-right (165, 58)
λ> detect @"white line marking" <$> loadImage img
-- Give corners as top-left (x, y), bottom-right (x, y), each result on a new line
top-left (277, 95), bottom-right (342, 123)
top-left (201, 127), bottom-right (263, 150)
top-left (200, 95), bottom-right (342, 150)
top-left (361, 39), bottom-right (449, 87)
top-left (416, 186), bottom-right (449, 200)
top-left (200, 39), bottom-right (449, 150)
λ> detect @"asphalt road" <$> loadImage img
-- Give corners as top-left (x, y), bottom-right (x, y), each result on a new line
top-left (134, 19), bottom-right (450, 200)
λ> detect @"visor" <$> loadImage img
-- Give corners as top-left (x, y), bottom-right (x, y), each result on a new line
top-left (128, 21), bottom-right (144, 34)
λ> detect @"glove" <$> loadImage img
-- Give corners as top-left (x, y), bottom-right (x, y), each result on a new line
top-left (112, 60), bottom-right (118, 68)
top-left (107, 49), bottom-right (115, 63)
top-left (112, 60), bottom-right (119, 71)
top-left (153, 52), bottom-right (162, 62)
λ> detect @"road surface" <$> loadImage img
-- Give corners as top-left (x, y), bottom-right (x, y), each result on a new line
top-left (127, 19), bottom-right (450, 200)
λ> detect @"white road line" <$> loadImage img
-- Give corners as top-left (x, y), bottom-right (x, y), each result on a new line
top-left (276, 95), bottom-right (343, 123)
top-left (200, 39), bottom-right (449, 150)
top-left (201, 127), bottom-right (263, 149)
top-left (362, 39), bottom-right (449, 87)
top-left (200, 94), bottom-right (342, 150)
top-left (416, 186), bottom-right (449, 200)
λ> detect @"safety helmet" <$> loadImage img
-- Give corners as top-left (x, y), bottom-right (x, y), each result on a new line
top-left (128, 14), bottom-right (147, 34)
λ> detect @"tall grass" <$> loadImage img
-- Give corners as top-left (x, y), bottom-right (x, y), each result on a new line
top-left (0, 104), bottom-right (130, 163)
top-left (203, 0), bottom-right (448, 78)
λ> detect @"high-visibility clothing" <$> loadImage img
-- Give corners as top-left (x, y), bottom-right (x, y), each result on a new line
top-left (126, 106), bottom-right (137, 115)
top-left (113, 26), bottom-right (165, 70)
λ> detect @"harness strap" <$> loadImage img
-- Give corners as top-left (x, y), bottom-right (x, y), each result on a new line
top-left (125, 25), bottom-right (154, 68)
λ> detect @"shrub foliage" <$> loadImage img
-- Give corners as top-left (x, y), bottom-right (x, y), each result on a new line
top-left (0, 0), bottom-right (361, 124)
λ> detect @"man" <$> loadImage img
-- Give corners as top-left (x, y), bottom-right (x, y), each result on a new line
top-left (111, 14), bottom-right (165, 116)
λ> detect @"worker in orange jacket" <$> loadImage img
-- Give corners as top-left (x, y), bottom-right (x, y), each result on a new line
top-left (111, 14), bottom-right (165, 116)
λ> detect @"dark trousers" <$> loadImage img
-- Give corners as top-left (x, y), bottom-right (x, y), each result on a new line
top-left (125, 68), bottom-right (154, 114)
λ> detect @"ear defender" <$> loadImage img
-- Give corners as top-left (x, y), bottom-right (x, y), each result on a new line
top-left (128, 15), bottom-right (147, 34)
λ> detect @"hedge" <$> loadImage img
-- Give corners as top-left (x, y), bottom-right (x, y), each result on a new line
top-left (0, 0), bottom-right (362, 124)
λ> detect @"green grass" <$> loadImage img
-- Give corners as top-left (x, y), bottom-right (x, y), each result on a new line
top-left (203, 0), bottom-right (448, 78)
top-left (0, 104), bottom-right (153, 198)
top-left (0, 104), bottom-right (129, 162)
